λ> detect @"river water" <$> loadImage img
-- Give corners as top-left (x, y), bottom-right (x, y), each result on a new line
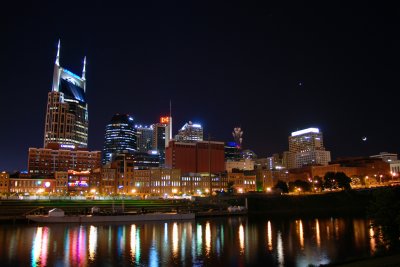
top-left (0, 216), bottom-right (377, 266)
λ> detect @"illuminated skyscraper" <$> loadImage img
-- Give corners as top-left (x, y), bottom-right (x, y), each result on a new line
top-left (287, 127), bottom-right (331, 168)
top-left (175, 121), bottom-right (203, 142)
top-left (44, 41), bottom-right (88, 149)
top-left (102, 114), bottom-right (137, 164)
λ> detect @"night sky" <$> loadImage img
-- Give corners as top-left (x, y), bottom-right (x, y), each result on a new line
top-left (1, 1), bottom-right (399, 172)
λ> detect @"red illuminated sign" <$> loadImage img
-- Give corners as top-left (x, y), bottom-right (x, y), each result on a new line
top-left (160, 117), bottom-right (170, 123)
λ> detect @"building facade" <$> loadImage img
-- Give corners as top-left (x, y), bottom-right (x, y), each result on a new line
top-left (102, 114), bottom-right (137, 164)
top-left (28, 145), bottom-right (101, 176)
top-left (44, 41), bottom-right (88, 149)
top-left (9, 177), bottom-right (56, 195)
top-left (370, 152), bottom-right (398, 163)
top-left (165, 140), bottom-right (225, 174)
top-left (225, 159), bottom-right (255, 172)
top-left (135, 125), bottom-right (154, 153)
top-left (227, 170), bottom-right (257, 193)
top-left (224, 142), bottom-right (241, 162)
top-left (0, 172), bottom-right (9, 194)
top-left (153, 121), bottom-right (168, 165)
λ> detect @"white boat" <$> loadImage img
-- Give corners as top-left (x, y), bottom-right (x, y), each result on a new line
top-left (26, 208), bottom-right (195, 223)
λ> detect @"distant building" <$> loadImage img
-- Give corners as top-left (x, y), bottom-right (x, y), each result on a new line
top-left (257, 168), bottom-right (289, 190)
top-left (227, 170), bottom-right (257, 193)
top-left (224, 142), bottom-right (241, 162)
top-left (225, 159), bottom-right (254, 172)
top-left (175, 121), bottom-right (203, 142)
top-left (135, 125), bottom-right (154, 153)
top-left (180, 172), bottom-right (227, 195)
top-left (54, 171), bottom-right (68, 194)
top-left (241, 149), bottom-right (257, 160)
top-left (28, 144), bottom-right (101, 176)
top-left (389, 161), bottom-right (400, 177)
top-left (286, 128), bottom-right (331, 169)
top-left (102, 114), bottom-right (137, 165)
top-left (153, 120), bottom-right (168, 165)
top-left (111, 152), bottom-right (160, 172)
top-left (44, 41), bottom-right (88, 149)
top-left (65, 170), bottom-right (91, 194)
top-left (370, 152), bottom-right (398, 163)
top-left (288, 157), bottom-right (392, 185)
top-left (165, 140), bottom-right (225, 174)
top-left (0, 172), bottom-right (9, 194)
top-left (9, 177), bottom-right (56, 194)
top-left (264, 153), bottom-right (285, 170)
top-left (91, 168), bottom-right (117, 195)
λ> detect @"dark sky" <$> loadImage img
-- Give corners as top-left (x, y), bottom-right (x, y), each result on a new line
top-left (1, 1), bottom-right (399, 172)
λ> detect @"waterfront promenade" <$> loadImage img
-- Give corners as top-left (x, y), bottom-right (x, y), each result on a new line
top-left (0, 187), bottom-right (387, 223)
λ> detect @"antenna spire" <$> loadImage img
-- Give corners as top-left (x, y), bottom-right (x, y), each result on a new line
top-left (82, 56), bottom-right (86, 80)
top-left (169, 100), bottom-right (173, 140)
top-left (55, 39), bottom-right (60, 65)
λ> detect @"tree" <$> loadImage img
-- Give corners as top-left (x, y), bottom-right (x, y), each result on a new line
top-left (294, 180), bottom-right (312, 192)
top-left (324, 172), bottom-right (351, 190)
top-left (335, 172), bottom-right (351, 190)
top-left (274, 180), bottom-right (289, 193)
top-left (313, 176), bottom-right (324, 191)
top-left (324, 172), bottom-right (337, 190)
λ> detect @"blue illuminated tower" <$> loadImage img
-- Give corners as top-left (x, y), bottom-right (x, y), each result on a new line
top-left (102, 114), bottom-right (137, 164)
top-left (44, 40), bottom-right (88, 149)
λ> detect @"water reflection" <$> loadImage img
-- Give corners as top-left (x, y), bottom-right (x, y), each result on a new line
top-left (88, 225), bottom-right (97, 261)
top-left (297, 220), bottom-right (304, 249)
top-left (196, 224), bottom-right (202, 257)
top-left (315, 219), bottom-right (321, 248)
top-left (205, 222), bottom-right (211, 256)
top-left (31, 226), bottom-right (49, 267)
top-left (267, 220), bottom-right (272, 251)
top-left (239, 224), bottom-right (245, 254)
top-left (172, 223), bottom-right (178, 257)
top-left (369, 226), bottom-right (376, 254)
top-left (277, 231), bottom-right (284, 267)
top-left (0, 217), bottom-right (379, 266)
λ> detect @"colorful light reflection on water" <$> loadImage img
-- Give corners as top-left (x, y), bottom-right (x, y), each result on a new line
top-left (0, 217), bottom-right (379, 266)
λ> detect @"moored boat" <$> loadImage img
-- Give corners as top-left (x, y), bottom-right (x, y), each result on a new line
top-left (26, 208), bottom-right (195, 223)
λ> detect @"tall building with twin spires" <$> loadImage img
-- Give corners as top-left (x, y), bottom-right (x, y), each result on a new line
top-left (28, 41), bottom-right (101, 176)
top-left (43, 40), bottom-right (88, 149)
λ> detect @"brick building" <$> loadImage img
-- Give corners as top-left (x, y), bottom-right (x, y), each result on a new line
top-left (165, 140), bottom-right (225, 174)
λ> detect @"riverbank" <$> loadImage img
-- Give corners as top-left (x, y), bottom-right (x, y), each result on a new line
top-left (245, 189), bottom-right (374, 217)
top-left (0, 187), bottom-right (397, 223)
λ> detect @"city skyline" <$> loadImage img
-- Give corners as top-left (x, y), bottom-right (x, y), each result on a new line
top-left (1, 2), bottom-right (399, 171)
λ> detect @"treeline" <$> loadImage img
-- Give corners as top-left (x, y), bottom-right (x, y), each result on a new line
top-left (274, 171), bottom-right (351, 193)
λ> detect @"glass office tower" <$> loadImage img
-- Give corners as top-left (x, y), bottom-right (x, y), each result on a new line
top-left (102, 114), bottom-right (137, 164)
